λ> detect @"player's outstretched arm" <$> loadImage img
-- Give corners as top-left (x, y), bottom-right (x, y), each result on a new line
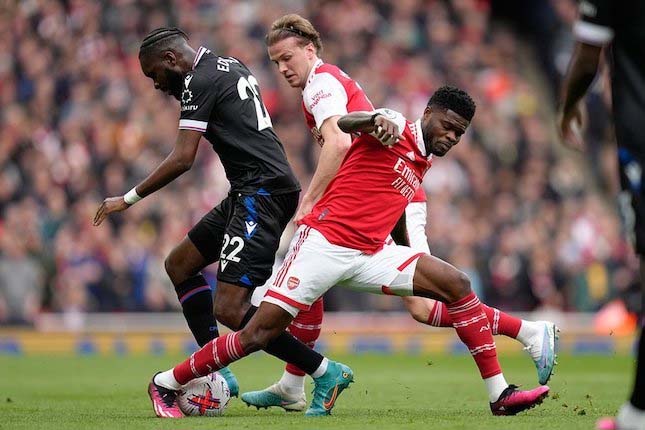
top-left (338, 111), bottom-right (400, 146)
top-left (93, 129), bottom-right (201, 226)
top-left (558, 42), bottom-right (602, 150)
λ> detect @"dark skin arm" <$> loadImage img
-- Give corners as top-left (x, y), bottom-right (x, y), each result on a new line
top-left (337, 111), bottom-right (401, 146)
top-left (390, 211), bottom-right (410, 247)
top-left (93, 129), bottom-right (202, 226)
top-left (558, 42), bottom-right (603, 150)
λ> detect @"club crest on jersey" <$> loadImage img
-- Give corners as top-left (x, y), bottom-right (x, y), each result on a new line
top-left (287, 276), bottom-right (300, 290)
top-left (181, 88), bottom-right (193, 105)
top-left (406, 151), bottom-right (416, 161)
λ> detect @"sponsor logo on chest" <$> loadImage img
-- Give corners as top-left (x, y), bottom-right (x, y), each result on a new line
top-left (391, 157), bottom-right (421, 201)
top-left (309, 89), bottom-right (332, 109)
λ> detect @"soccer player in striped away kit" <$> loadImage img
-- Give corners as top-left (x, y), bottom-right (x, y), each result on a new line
top-left (242, 13), bottom-right (558, 411)
top-left (150, 86), bottom-right (550, 417)
top-left (559, 1), bottom-right (645, 429)
top-left (93, 27), bottom-right (341, 418)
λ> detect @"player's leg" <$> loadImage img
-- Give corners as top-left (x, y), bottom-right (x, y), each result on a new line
top-left (151, 231), bottom-right (228, 417)
top-left (149, 226), bottom-right (355, 417)
top-left (345, 246), bottom-right (548, 415)
top-left (208, 191), bottom-right (308, 395)
top-left (168, 197), bottom-right (236, 347)
top-left (241, 296), bottom-right (323, 411)
top-left (165, 236), bottom-right (218, 347)
top-left (412, 295), bottom-right (558, 384)
top-left (403, 201), bottom-right (558, 384)
top-left (211, 191), bottom-right (300, 332)
top-left (630, 259), bottom-right (645, 417)
top-left (598, 259), bottom-right (645, 430)
top-left (212, 192), bottom-right (332, 387)
top-left (150, 300), bottom-right (350, 418)
top-left (180, 196), bottom-right (242, 395)
top-left (412, 254), bottom-right (549, 414)
top-left (597, 162), bottom-right (645, 430)
top-left (283, 297), bottom-right (323, 389)
top-left (257, 226), bottom-right (356, 416)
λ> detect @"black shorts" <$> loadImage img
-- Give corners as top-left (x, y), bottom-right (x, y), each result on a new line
top-left (618, 147), bottom-right (645, 255)
top-left (188, 190), bottom-right (299, 288)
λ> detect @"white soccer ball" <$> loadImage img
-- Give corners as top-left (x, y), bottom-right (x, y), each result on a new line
top-left (177, 372), bottom-right (230, 417)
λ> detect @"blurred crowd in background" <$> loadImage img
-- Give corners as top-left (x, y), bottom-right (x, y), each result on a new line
top-left (0, 0), bottom-right (640, 326)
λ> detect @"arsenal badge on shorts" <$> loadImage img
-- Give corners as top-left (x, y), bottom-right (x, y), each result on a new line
top-left (287, 276), bottom-right (300, 290)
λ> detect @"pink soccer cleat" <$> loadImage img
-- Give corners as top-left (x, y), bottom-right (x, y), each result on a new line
top-left (596, 418), bottom-right (617, 430)
top-left (148, 373), bottom-right (184, 418)
top-left (489, 384), bottom-right (550, 416)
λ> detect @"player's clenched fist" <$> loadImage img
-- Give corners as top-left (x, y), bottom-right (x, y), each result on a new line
top-left (369, 113), bottom-right (401, 147)
top-left (93, 196), bottom-right (130, 226)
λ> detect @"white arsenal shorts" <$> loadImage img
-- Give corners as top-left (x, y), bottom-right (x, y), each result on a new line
top-left (251, 202), bottom-right (431, 307)
top-left (263, 225), bottom-right (426, 317)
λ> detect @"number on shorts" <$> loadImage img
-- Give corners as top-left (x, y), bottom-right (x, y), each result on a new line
top-left (220, 234), bottom-right (245, 270)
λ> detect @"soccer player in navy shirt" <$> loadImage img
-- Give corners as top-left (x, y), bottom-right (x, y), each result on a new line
top-left (559, 2), bottom-right (645, 429)
top-left (93, 27), bottom-right (327, 417)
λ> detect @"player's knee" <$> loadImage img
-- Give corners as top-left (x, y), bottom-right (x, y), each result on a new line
top-left (214, 300), bottom-right (245, 330)
top-left (403, 297), bottom-right (431, 323)
top-left (164, 252), bottom-right (184, 284)
top-left (446, 271), bottom-right (472, 302)
top-left (239, 326), bottom-right (273, 353)
top-left (408, 305), bottom-right (430, 324)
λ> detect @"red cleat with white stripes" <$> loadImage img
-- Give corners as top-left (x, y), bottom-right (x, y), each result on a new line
top-left (490, 384), bottom-right (550, 416)
top-left (148, 374), bottom-right (184, 418)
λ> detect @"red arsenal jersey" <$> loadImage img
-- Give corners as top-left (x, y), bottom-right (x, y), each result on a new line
top-left (302, 109), bottom-right (432, 254)
top-left (301, 59), bottom-right (426, 202)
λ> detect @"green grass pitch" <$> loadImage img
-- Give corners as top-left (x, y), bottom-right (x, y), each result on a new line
top-left (0, 352), bottom-right (633, 429)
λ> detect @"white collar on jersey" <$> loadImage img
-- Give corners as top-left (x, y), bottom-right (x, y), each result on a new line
top-left (192, 46), bottom-right (210, 70)
top-left (413, 119), bottom-right (431, 159)
top-left (305, 58), bottom-right (324, 87)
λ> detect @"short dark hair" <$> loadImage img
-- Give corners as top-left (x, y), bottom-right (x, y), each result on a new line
top-left (428, 86), bottom-right (476, 122)
top-left (139, 27), bottom-right (188, 57)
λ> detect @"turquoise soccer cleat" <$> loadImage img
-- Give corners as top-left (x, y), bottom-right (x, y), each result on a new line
top-left (525, 321), bottom-right (559, 385)
top-left (218, 366), bottom-right (239, 397)
top-left (241, 383), bottom-right (306, 411)
top-left (305, 361), bottom-right (354, 417)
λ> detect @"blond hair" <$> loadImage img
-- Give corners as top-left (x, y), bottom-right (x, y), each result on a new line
top-left (266, 14), bottom-right (323, 54)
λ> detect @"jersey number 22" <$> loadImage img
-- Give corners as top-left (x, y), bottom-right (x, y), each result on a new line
top-left (237, 75), bottom-right (273, 131)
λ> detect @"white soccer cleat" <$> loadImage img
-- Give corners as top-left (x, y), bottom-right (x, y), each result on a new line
top-left (241, 382), bottom-right (306, 412)
top-left (522, 321), bottom-right (559, 385)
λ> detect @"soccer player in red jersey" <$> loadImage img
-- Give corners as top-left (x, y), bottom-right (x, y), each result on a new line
top-left (150, 87), bottom-right (550, 418)
top-left (242, 14), bottom-right (557, 410)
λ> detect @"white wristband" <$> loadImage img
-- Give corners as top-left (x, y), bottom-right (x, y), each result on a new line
top-left (124, 187), bottom-right (142, 205)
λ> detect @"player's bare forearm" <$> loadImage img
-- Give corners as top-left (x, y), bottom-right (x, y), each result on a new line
top-left (339, 111), bottom-right (400, 146)
top-left (134, 129), bottom-right (201, 198)
top-left (390, 212), bottom-right (410, 247)
top-left (134, 151), bottom-right (191, 197)
top-left (93, 130), bottom-right (201, 227)
top-left (560, 42), bottom-right (602, 115)
top-left (337, 112), bottom-right (377, 134)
